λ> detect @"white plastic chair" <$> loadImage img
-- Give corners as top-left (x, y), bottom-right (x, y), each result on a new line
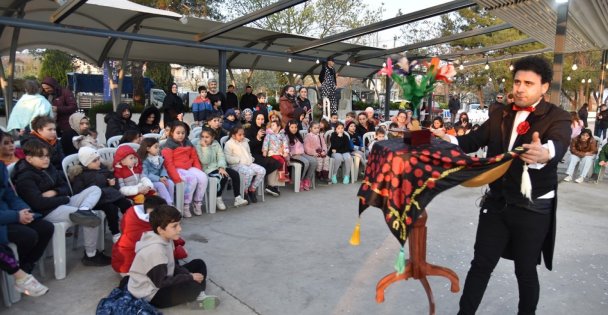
top-left (288, 161), bottom-right (303, 192)
top-left (143, 133), bottom-right (161, 139)
top-left (206, 177), bottom-right (218, 213)
top-left (190, 127), bottom-right (202, 140)
top-left (106, 135), bottom-right (122, 148)
top-left (98, 147), bottom-right (117, 163)
top-left (118, 142), bottom-right (140, 151)
top-left (220, 135), bottom-right (229, 147)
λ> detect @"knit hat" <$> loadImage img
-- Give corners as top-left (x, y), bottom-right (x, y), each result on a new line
top-left (113, 145), bottom-right (137, 166)
top-left (69, 112), bottom-right (88, 134)
top-left (78, 146), bottom-right (100, 166)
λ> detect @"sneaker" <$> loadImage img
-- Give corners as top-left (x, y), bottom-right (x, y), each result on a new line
top-left (563, 175), bottom-right (572, 182)
top-left (190, 292), bottom-right (220, 310)
top-left (182, 204), bottom-right (192, 218)
top-left (216, 197), bottom-right (227, 211)
top-left (192, 202), bottom-right (203, 216)
top-left (14, 274), bottom-right (48, 297)
top-left (248, 190), bottom-right (258, 203)
top-left (574, 177), bottom-right (584, 183)
top-left (303, 179), bottom-right (311, 191)
top-left (233, 195), bottom-right (248, 207)
top-left (299, 181), bottom-right (306, 191)
top-left (343, 175), bottom-right (350, 184)
top-left (265, 186), bottom-right (279, 197)
top-left (81, 250), bottom-right (111, 266)
top-left (112, 233), bottom-right (121, 244)
top-left (331, 175), bottom-right (338, 184)
top-left (69, 210), bottom-right (101, 227)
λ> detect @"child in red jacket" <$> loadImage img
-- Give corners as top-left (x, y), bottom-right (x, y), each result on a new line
top-left (111, 195), bottom-right (187, 275)
top-left (161, 122), bottom-right (208, 218)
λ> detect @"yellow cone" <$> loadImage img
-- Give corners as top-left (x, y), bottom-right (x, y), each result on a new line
top-left (349, 222), bottom-right (361, 246)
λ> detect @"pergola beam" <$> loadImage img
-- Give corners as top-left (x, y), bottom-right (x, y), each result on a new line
top-left (461, 48), bottom-right (552, 67)
top-left (354, 23), bottom-right (512, 62)
top-left (440, 37), bottom-right (538, 60)
top-left (50, 0), bottom-right (87, 24)
top-left (287, 0), bottom-right (475, 54)
top-left (195, 0), bottom-right (307, 42)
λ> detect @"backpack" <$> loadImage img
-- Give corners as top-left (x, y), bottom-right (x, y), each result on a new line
top-left (96, 288), bottom-right (162, 315)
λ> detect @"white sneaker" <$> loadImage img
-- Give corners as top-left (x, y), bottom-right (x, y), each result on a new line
top-left (183, 204), bottom-right (192, 218)
top-left (192, 202), bottom-right (203, 216)
top-left (216, 197), bottom-right (227, 211)
top-left (563, 175), bottom-right (572, 182)
top-left (574, 177), bottom-right (584, 183)
top-left (233, 195), bottom-right (248, 207)
top-left (15, 274), bottom-right (48, 297)
top-left (112, 233), bottom-right (121, 244)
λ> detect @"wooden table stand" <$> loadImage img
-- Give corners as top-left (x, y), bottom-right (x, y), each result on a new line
top-left (375, 211), bottom-right (460, 315)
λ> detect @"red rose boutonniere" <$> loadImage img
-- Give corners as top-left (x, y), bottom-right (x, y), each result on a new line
top-left (516, 121), bottom-right (530, 135)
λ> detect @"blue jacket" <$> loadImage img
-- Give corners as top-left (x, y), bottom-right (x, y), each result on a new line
top-left (0, 162), bottom-right (30, 244)
top-left (141, 156), bottom-right (168, 182)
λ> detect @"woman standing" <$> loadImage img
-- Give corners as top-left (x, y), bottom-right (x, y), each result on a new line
top-left (319, 57), bottom-right (338, 115)
top-left (161, 83), bottom-right (184, 128)
top-left (279, 85), bottom-right (302, 129)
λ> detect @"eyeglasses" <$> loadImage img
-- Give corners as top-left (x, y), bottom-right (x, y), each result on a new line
top-left (497, 97), bottom-right (503, 100)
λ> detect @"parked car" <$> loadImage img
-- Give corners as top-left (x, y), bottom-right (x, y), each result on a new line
top-left (457, 103), bottom-right (488, 125)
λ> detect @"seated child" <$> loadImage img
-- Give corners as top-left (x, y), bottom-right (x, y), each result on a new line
top-left (286, 120), bottom-right (317, 191)
top-left (388, 122), bottom-right (400, 139)
top-left (304, 122), bottom-right (331, 183)
top-left (368, 128), bottom-right (386, 153)
top-left (21, 115), bottom-right (64, 171)
top-left (262, 120), bottom-right (289, 180)
top-left (329, 113), bottom-right (339, 130)
top-left (12, 140), bottom-right (109, 266)
top-left (329, 122), bottom-right (353, 185)
top-left (127, 205), bottom-right (219, 309)
top-left (112, 195), bottom-right (187, 275)
top-left (192, 85), bottom-right (212, 127)
top-left (73, 129), bottom-right (104, 150)
top-left (139, 138), bottom-right (175, 206)
top-left (0, 242), bottom-right (48, 297)
top-left (70, 146), bottom-right (132, 243)
top-left (195, 128), bottom-right (248, 210)
top-left (204, 114), bottom-right (227, 143)
top-left (224, 126), bottom-right (266, 203)
top-left (222, 109), bottom-right (239, 132)
top-left (113, 145), bottom-right (155, 204)
top-left (119, 130), bottom-right (142, 145)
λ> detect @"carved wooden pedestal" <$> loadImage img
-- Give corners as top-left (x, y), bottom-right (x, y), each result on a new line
top-left (375, 211), bottom-right (460, 315)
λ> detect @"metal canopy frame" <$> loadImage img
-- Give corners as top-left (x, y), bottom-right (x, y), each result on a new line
top-left (50, 0), bottom-right (87, 24)
top-left (195, 0), bottom-right (307, 42)
top-left (354, 23), bottom-right (512, 62)
top-left (287, 0), bottom-right (475, 54)
top-left (439, 37), bottom-right (539, 60)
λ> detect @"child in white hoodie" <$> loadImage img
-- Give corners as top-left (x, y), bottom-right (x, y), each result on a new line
top-left (223, 126), bottom-right (266, 203)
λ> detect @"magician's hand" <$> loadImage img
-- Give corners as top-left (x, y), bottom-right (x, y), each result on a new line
top-left (521, 132), bottom-right (550, 164)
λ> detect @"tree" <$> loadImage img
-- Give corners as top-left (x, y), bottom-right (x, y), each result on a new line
top-left (147, 62), bottom-right (174, 92)
top-left (134, 0), bottom-right (223, 20)
top-left (38, 50), bottom-right (74, 87)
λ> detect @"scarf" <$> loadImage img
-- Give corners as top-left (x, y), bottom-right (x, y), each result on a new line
top-left (31, 130), bottom-right (57, 146)
top-left (147, 155), bottom-right (161, 168)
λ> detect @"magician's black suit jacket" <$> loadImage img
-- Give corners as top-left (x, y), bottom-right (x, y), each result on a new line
top-left (456, 99), bottom-right (571, 270)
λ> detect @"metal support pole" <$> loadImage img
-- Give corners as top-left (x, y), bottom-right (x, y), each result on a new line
top-left (117, 22), bottom-right (141, 110)
top-left (384, 76), bottom-right (391, 121)
top-left (549, 0), bottom-right (569, 106)
top-left (599, 50), bottom-right (607, 107)
top-left (219, 50), bottom-right (227, 94)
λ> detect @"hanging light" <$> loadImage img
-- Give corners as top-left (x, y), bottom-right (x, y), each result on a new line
top-left (572, 63), bottom-right (578, 71)
top-left (459, 64), bottom-right (464, 71)
top-left (484, 62), bottom-right (490, 70)
top-left (346, 61), bottom-right (351, 66)
top-left (587, 78), bottom-right (591, 83)
top-left (501, 78), bottom-right (505, 83)
top-left (316, 59), bottom-right (319, 64)
top-left (488, 77), bottom-right (492, 82)
top-left (567, 76), bottom-right (571, 81)
top-left (581, 78), bottom-right (585, 83)
top-left (509, 63), bottom-right (514, 71)
top-left (288, 58), bottom-right (292, 63)
top-left (382, 62), bottom-right (386, 67)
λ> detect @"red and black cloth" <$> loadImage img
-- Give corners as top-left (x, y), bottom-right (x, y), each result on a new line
top-left (357, 138), bottom-right (520, 246)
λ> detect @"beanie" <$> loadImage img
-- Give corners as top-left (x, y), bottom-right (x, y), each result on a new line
top-left (78, 146), bottom-right (100, 167)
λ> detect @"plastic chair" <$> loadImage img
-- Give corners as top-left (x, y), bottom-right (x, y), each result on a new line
top-left (190, 127), bottom-right (202, 140)
top-left (98, 147), bottom-right (117, 163)
top-left (288, 161), bottom-right (303, 192)
top-left (142, 133), bottom-right (161, 139)
top-left (61, 153), bottom-right (80, 194)
top-left (0, 243), bottom-right (21, 307)
top-left (299, 130), bottom-right (308, 138)
top-left (118, 142), bottom-right (140, 151)
top-left (106, 135), bottom-right (122, 148)
top-left (220, 135), bottom-right (229, 147)
top-left (206, 177), bottom-right (218, 213)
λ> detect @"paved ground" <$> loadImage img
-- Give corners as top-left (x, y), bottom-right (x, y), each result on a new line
top-left (1, 159), bottom-right (607, 315)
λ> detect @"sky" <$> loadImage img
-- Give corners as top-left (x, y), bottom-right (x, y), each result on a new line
top-left (375, 0), bottom-right (451, 48)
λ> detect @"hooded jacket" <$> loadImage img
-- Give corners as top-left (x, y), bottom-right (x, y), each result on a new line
top-left (195, 140), bottom-right (227, 174)
top-left (69, 164), bottom-right (124, 205)
top-left (162, 86), bottom-right (184, 127)
top-left (221, 108), bottom-right (239, 132)
top-left (0, 162), bottom-right (30, 244)
top-left (61, 112), bottom-right (88, 155)
top-left (11, 159), bottom-right (71, 217)
top-left (113, 146), bottom-right (153, 196)
top-left (127, 231), bottom-right (192, 301)
top-left (279, 95), bottom-right (302, 129)
top-left (41, 77), bottom-right (77, 135)
top-left (224, 138), bottom-right (254, 166)
top-left (105, 103), bottom-right (139, 140)
top-left (138, 106), bottom-right (161, 135)
top-left (6, 93), bottom-right (52, 132)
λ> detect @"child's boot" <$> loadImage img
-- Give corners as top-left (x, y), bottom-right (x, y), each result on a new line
top-left (343, 175), bottom-right (350, 184)
top-left (299, 180), bottom-right (306, 191)
top-left (331, 175), bottom-right (338, 184)
top-left (193, 202), bottom-right (203, 216)
top-left (216, 197), bottom-right (227, 211)
top-left (182, 204), bottom-right (192, 218)
top-left (303, 178), bottom-right (311, 191)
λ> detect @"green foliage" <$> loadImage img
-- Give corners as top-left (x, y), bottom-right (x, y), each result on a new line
top-left (146, 62), bottom-right (173, 92)
top-left (132, 0), bottom-right (223, 20)
top-left (267, 96), bottom-right (277, 108)
top-left (38, 50), bottom-right (74, 87)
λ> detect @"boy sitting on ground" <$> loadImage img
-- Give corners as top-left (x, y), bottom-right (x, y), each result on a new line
top-left (111, 195), bottom-right (187, 275)
top-left (127, 205), bottom-right (219, 309)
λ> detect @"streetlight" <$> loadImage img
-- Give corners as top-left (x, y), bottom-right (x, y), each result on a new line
top-left (567, 76), bottom-right (571, 81)
top-left (288, 58), bottom-right (292, 63)
top-left (572, 63), bottom-right (578, 71)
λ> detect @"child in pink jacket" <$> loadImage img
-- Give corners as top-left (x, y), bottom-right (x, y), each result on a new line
top-left (303, 121), bottom-right (330, 183)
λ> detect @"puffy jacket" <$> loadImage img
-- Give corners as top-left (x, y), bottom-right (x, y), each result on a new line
top-left (141, 156), bottom-right (168, 183)
top-left (11, 159), bottom-right (71, 217)
top-left (70, 164), bottom-right (124, 205)
top-left (114, 146), bottom-right (153, 196)
top-left (20, 133), bottom-right (64, 172)
top-left (0, 162), bottom-right (30, 244)
top-left (224, 138), bottom-right (254, 166)
top-left (160, 138), bottom-right (202, 183)
top-left (195, 140), bottom-right (227, 173)
top-left (41, 77), bottom-right (77, 134)
top-left (304, 132), bottom-right (328, 156)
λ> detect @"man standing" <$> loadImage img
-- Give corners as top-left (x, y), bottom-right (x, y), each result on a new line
top-left (225, 84), bottom-right (239, 110)
top-left (489, 93), bottom-right (505, 112)
top-left (448, 94), bottom-right (460, 124)
top-left (240, 85), bottom-right (258, 111)
top-left (577, 103), bottom-right (588, 128)
top-left (207, 79), bottom-right (227, 113)
top-left (434, 56), bottom-right (571, 314)
top-left (597, 104), bottom-right (608, 140)
top-left (41, 77), bottom-right (77, 137)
